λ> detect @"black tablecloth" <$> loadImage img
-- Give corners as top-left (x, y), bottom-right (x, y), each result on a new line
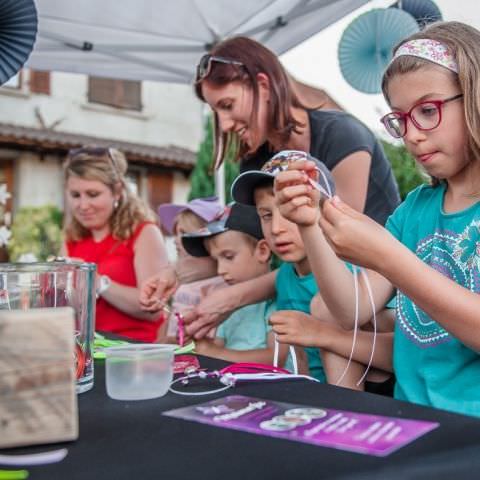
top-left (5, 356), bottom-right (480, 480)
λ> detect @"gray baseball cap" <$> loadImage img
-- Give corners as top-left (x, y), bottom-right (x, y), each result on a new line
top-left (231, 150), bottom-right (335, 205)
top-left (182, 202), bottom-right (263, 257)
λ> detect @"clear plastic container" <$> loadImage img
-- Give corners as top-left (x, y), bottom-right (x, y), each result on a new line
top-left (105, 344), bottom-right (176, 400)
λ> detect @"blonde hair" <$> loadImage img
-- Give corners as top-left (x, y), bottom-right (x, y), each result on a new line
top-left (64, 147), bottom-right (156, 241)
top-left (174, 210), bottom-right (208, 234)
top-left (382, 22), bottom-right (480, 185)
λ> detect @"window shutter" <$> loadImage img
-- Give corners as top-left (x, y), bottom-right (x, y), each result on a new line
top-left (88, 77), bottom-right (142, 111)
top-left (88, 77), bottom-right (116, 106)
top-left (30, 70), bottom-right (50, 95)
top-left (121, 80), bottom-right (142, 111)
top-left (147, 171), bottom-right (173, 211)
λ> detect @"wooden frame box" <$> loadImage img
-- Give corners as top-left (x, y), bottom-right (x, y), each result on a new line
top-left (0, 307), bottom-right (79, 448)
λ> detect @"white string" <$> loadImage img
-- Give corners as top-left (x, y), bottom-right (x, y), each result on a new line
top-left (169, 370), bottom-right (319, 396)
top-left (273, 336), bottom-right (299, 375)
top-left (232, 372), bottom-right (317, 382)
top-left (314, 166), bottom-right (333, 199)
top-left (356, 268), bottom-right (377, 386)
top-left (335, 266), bottom-right (360, 386)
top-left (290, 345), bottom-right (298, 375)
top-left (308, 168), bottom-right (378, 387)
top-left (169, 376), bottom-right (233, 396)
top-left (308, 177), bottom-right (330, 199)
top-left (273, 334), bottom-right (279, 367)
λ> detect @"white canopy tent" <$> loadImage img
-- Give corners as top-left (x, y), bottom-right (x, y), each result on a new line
top-left (28, 0), bottom-right (369, 83)
top-left (26, 0), bottom-right (369, 203)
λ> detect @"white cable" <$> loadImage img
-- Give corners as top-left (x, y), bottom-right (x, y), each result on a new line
top-left (274, 337), bottom-right (298, 375)
top-left (169, 370), bottom-right (319, 397)
top-left (289, 345), bottom-right (298, 375)
top-left (315, 166), bottom-right (333, 199)
top-left (273, 335), bottom-right (279, 367)
top-left (356, 268), bottom-right (377, 386)
top-left (335, 266), bottom-right (360, 387)
top-left (169, 381), bottom-right (233, 396)
top-left (303, 165), bottom-right (379, 388)
top-left (232, 372), bottom-right (317, 382)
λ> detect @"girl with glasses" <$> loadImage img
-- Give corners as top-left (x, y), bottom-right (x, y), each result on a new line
top-left (62, 147), bottom-right (175, 342)
top-left (274, 22), bottom-right (480, 417)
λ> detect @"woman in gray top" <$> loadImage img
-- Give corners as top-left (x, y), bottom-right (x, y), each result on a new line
top-left (195, 36), bottom-right (400, 225)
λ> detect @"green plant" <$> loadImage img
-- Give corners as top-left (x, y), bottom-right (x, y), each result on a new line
top-left (7, 205), bottom-right (63, 261)
top-left (381, 140), bottom-right (427, 199)
top-left (188, 115), bottom-right (239, 202)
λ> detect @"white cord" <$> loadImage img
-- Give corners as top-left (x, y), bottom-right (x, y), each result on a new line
top-left (335, 266), bottom-right (360, 386)
top-left (232, 372), bottom-right (318, 382)
top-left (289, 345), bottom-right (298, 375)
top-left (314, 166), bottom-right (333, 199)
top-left (169, 380), bottom-right (233, 396)
top-left (308, 168), bottom-right (378, 387)
top-left (356, 268), bottom-right (377, 386)
top-left (273, 334), bottom-right (279, 367)
top-left (169, 370), bottom-right (319, 396)
top-left (274, 336), bottom-right (299, 375)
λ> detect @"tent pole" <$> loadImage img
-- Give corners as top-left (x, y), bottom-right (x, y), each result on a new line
top-left (215, 163), bottom-right (226, 207)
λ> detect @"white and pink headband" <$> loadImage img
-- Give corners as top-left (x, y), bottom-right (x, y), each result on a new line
top-left (390, 38), bottom-right (458, 73)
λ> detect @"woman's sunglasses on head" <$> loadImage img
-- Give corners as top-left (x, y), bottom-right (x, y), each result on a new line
top-left (380, 93), bottom-right (463, 138)
top-left (68, 147), bottom-right (120, 174)
top-left (195, 54), bottom-right (244, 83)
top-left (69, 146), bottom-right (115, 159)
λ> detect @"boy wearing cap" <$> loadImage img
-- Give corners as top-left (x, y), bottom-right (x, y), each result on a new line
top-left (231, 151), bottom-right (394, 391)
top-left (182, 203), bottom-right (287, 365)
top-left (231, 152), bottom-right (334, 382)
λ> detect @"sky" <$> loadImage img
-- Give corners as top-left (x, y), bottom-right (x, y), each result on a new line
top-left (281, 0), bottom-right (480, 137)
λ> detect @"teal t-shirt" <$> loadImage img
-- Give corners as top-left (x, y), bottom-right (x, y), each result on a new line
top-left (386, 183), bottom-right (480, 417)
top-left (216, 300), bottom-right (275, 350)
top-left (275, 262), bottom-right (326, 382)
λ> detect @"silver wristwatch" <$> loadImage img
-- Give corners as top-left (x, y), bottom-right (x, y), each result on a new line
top-left (97, 274), bottom-right (112, 298)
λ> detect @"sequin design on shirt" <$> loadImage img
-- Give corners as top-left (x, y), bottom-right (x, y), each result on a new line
top-left (397, 222), bottom-right (480, 347)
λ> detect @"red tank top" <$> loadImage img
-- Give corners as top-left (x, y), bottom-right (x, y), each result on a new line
top-left (67, 222), bottom-right (163, 342)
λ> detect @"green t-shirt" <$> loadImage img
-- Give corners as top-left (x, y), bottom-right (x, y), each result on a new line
top-left (386, 183), bottom-right (480, 417)
top-left (275, 262), bottom-right (326, 382)
top-left (216, 300), bottom-right (275, 350)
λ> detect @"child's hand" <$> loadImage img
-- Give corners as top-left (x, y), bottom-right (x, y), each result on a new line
top-left (270, 310), bottom-right (322, 347)
top-left (320, 197), bottom-right (397, 270)
top-left (194, 338), bottom-right (216, 356)
top-left (183, 288), bottom-right (231, 339)
top-left (139, 267), bottom-right (178, 313)
top-left (274, 160), bottom-right (321, 227)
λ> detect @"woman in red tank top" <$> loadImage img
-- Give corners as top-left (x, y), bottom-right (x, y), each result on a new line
top-left (62, 146), bottom-right (175, 342)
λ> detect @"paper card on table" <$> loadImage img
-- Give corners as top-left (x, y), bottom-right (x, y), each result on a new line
top-left (163, 395), bottom-right (439, 457)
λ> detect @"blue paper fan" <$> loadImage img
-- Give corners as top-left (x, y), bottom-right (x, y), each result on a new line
top-left (391, 0), bottom-right (442, 28)
top-left (338, 8), bottom-right (419, 94)
top-left (0, 0), bottom-right (38, 85)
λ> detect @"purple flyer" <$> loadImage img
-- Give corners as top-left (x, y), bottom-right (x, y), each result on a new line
top-left (163, 395), bottom-right (439, 456)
